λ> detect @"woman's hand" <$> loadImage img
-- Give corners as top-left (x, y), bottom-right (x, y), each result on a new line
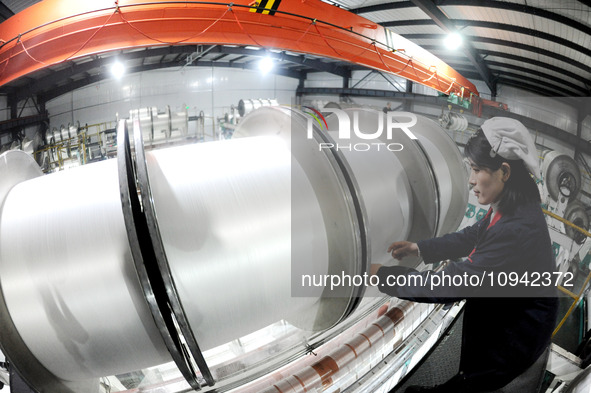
top-left (387, 241), bottom-right (419, 260)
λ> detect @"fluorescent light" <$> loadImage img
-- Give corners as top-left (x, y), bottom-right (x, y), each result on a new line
top-left (258, 56), bottom-right (274, 75)
top-left (444, 32), bottom-right (463, 50)
top-left (111, 61), bottom-right (125, 79)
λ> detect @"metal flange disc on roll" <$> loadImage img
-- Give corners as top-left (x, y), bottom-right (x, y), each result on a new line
top-left (325, 108), bottom-right (440, 243)
top-left (564, 200), bottom-right (590, 245)
top-left (324, 108), bottom-right (469, 267)
top-left (324, 108), bottom-right (413, 267)
top-left (230, 105), bottom-right (368, 331)
top-left (542, 150), bottom-right (581, 201)
top-left (410, 115), bottom-right (469, 237)
top-left (324, 108), bottom-right (456, 270)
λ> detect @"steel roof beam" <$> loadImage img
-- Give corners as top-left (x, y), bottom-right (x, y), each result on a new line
top-left (444, 65), bottom-right (579, 97)
top-left (352, 1), bottom-right (591, 38)
top-left (214, 46), bottom-right (351, 77)
top-left (212, 53), bottom-right (229, 62)
top-left (435, 0), bottom-right (591, 37)
top-left (4, 46), bottom-right (197, 101)
top-left (0, 1), bottom-right (13, 21)
top-left (495, 74), bottom-right (578, 97)
top-left (358, 4), bottom-right (591, 96)
top-left (485, 62), bottom-right (586, 96)
top-left (404, 33), bottom-right (591, 75)
top-left (495, 78), bottom-right (567, 98)
top-left (38, 60), bottom-right (305, 103)
top-left (408, 0), bottom-right (497, 95)
top-left (8, 44), bottom-right (352, 103)
top-left (440, 58), bottom-right (587, 96)
top-left (350, 1), bottom-right (413, 15)
top-left (382, 18), bottom-right (591, 61)
top-left (438, 68), bottom-right (570, 98)
top-left (229, 55), bottom-right (248, 65)
top-left (424, 46), bottom-right (590, 89)
top-left (0, 113), bottom-right (48, 133)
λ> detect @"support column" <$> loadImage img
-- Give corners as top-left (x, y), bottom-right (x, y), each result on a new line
top-left (8, 94), bottom-right (17, 120)
top-left (404, 80), bottom-right (413, 111)
top-left (575, 106), bottom-right (586, 162)
top-left (342, 69), bottom-right (351, 89)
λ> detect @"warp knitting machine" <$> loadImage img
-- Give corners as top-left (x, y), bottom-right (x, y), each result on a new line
top-left (0, 107), bottom-right (469, 393)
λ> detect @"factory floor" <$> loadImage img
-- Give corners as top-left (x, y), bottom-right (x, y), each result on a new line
top-left (390, 308), bottom-right (463, 392)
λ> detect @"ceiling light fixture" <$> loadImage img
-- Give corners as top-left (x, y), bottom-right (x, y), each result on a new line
top-left (444, 32), bottom-right (463, 50)
top-left (111, 61), bottom-right (125, 79)
top-left (258, 56), bottom-right (274, 75)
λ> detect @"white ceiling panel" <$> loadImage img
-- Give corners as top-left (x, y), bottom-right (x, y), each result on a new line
top-left (478, 44), bottom-right (591, 83)
top-left (362, 8), bottom-right (428, 23)
top-left (388, 25), bottom-right (443, 36)
top-left (323, 0), bottom-right (405, 10)
top-left (489, 63), bottom-right (583, 91)
top-left (442, 6), bottom-right (588, 48)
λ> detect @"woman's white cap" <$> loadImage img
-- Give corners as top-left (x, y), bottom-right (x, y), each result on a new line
top-left (481, 117), bottom-right (540, 180)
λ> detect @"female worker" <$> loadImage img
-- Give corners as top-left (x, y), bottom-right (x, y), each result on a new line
top-left (373, 117), bottom-right (558, 392)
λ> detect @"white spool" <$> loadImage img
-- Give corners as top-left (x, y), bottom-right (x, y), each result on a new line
top-left (0, 159), bottom-right (172, 381)
top-left (146, 136), bottom-right (330, 349)
top-left (0, 134), bottom-right (345, 381)
top-left (325, 108), bottom-right (413, 266)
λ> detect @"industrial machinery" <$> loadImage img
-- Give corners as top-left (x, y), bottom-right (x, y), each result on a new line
top-left (0, 132), bottom-right (42, 165)
top-left (462, 146), bottom-right (589, 277)
top-left (41, 123), bottom-right (85, 171)
top-left (237, 99), bottom-right (279, 117)
top-left (0, 107), bottom-right (468, 392)
top-left (219, 99), bottom-right (279, 139)
top-left (128, 106), bottom-right (189, 146)
top-left (30, 106), bottom-right (210, 174)
top-left (439, 111), bottom-right (468, 133)
top-left (542, 150), bottom-right (582, 212)
top-left (540, 150), bottom-right (589, 276)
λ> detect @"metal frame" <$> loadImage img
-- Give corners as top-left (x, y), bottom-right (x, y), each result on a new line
top-left (412, 139), bottom-right (440, 237)
top-left (0, 1), bottom-right (13, 21)
top-left (409, 0), bottom-right (496, 96)
top-left (350, 0), bottom-right (591, 98)
top-left (311, 113), bottom-right (369, 310)
top-left (351, 0), bottom-right (591, 38)
top-left (402, 34), bottom-right (591, 77)
top-left (12, 44), bottom-right (351, 103)
top-left (130, 118), bottom-right (214, 386)
top-left (116, 119), bottom-right (213, 390)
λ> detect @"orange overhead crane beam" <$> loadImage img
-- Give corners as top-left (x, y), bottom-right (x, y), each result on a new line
top-left (0, 0), bottom-right (479, 99)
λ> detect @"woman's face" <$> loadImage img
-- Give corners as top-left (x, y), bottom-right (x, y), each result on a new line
top-left (467, 159), bottom-right (509, 205)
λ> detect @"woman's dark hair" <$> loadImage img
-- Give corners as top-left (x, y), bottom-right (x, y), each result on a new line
top-left (464, 128), bottom-right (540, 216)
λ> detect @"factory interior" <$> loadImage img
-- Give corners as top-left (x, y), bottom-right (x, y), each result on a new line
top-left (0, 0), bottom-right (590, 392)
